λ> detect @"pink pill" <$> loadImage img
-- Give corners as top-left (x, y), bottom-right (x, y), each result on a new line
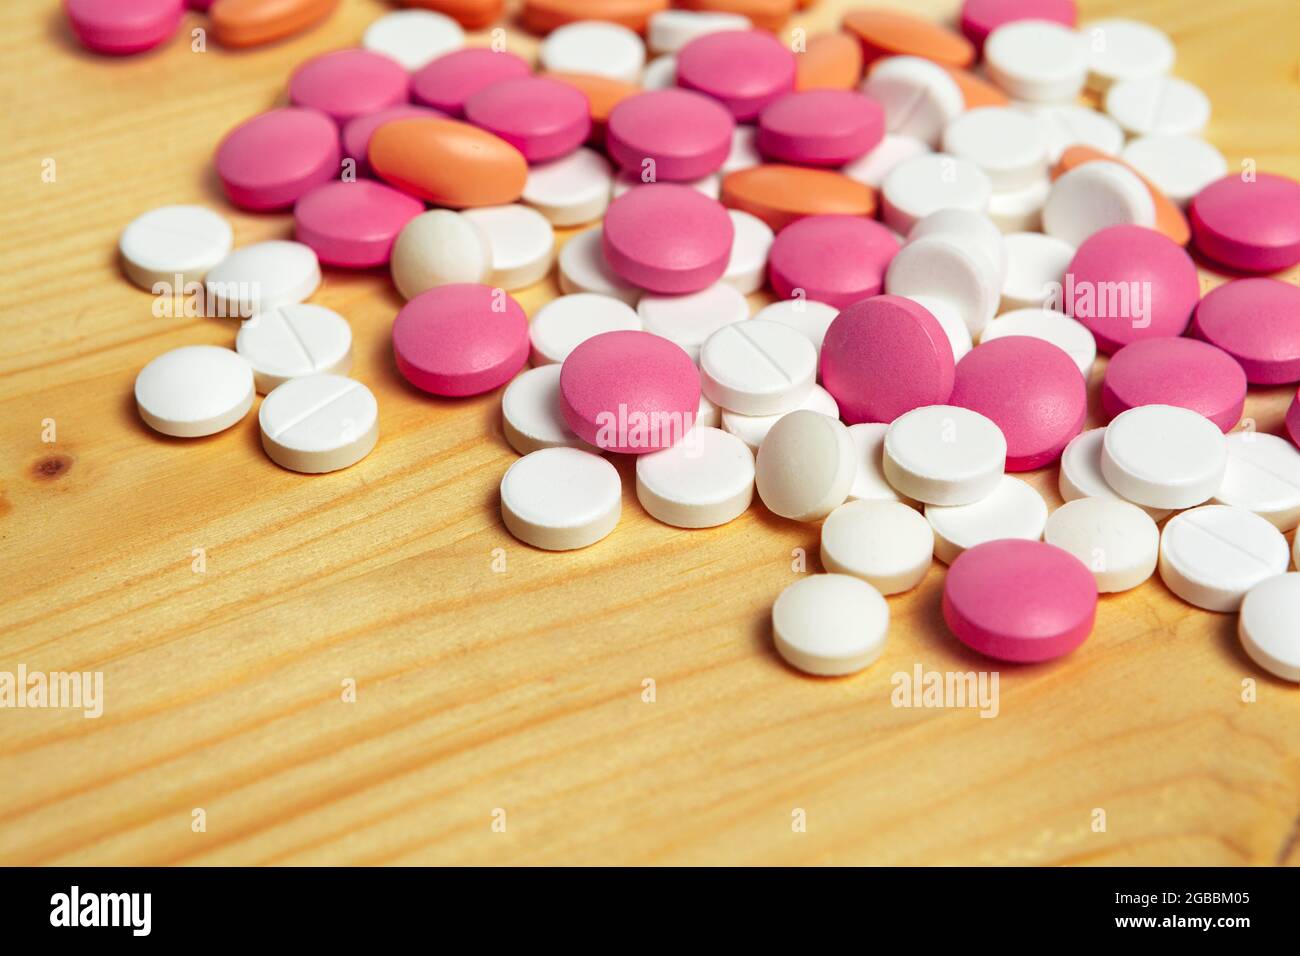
top-left (676, 30), bottom-right (797, 122)
top-left (289, 49), bottom-right (410, 125)
top-left (602, 185), bottom-right (734, 294)
top-left (768, 215), bottom-right (900, 309)
top-left (463, 77), bottom-right (591, 164)
top-left (943, 539), bottom-right (1097, 663)
top-left (294, 180), bottom-right (424, 269)
top-left (1191, 279), bottom-right (1300, 385)
top-left (393, 284), bottom-right (529, 397)
top-left (1063, 224), bottom-right (1199, 355)
top-left (65, 0), bottom-right (183, 55)
top-left (820, 295), bottom-right (954, 424)
top-left (411, 48), bottom-right (531, 117)
top-left (959, 0), bottom-right (1076, 53)
top-left (342, 105), bottom-right (447, 171)
top-left (1286, 389), bottom-right (1300, 450)
top-left (757, 90), bottom-right (885, 167)
top-left (951, 336), bottom-right (1086, 470)
top-left (1189, 173), bottom-right (1300, 274)
top-left (605, 90), bottom-right (735, 181)
top-left (559, 331), bottom-right (700, 454)
top-left (215, 107), bottom-right (341, 211)
top-left (1101, 337), bottom-right (1246, 432)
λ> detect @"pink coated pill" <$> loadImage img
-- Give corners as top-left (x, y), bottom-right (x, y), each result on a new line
top-left (605, 89), bottom-right (735, 181)
top-left (1191, 279), bottom-right (1300, 385)
top-left (943, 539), bottom-right (1097, 663)
top-left (65, 0), bottom-right (183, 55)
top-left (951, 336), bottom-right (1086, 470)
top-left (1189, 173), bottom-right (1300, 274)
top-left (342, 105), bottom-right (447, 170)
top-left (411, 48), bottom-right (531, 117)
top-left (392, 284), bottom-right (529, 397)
top-left (756, 90), bottom-right (885, 167)
top-left (294, 180), bottom-right (424, 269)
top-left (676, 30), bottom-right (798, 122)
top-left (463, 76), bottom-right (591, 164)
top-left (1101, 337), bottom-right (1246, 432)
top-left (1063, 224), bottom-right (1199, 354)
top-left (768, 215), bottom-right (900, 309)
top-left (215, 107), bottom-right (341, 211)
top-left (1287, 389), bottom-right (1300, 450)
top-left (559, 331), bottom-right (701, 454)
top-left (602, 184), bottom-right (734, 294)
top-left (289, 49), bottom-right (410, 125)
top-left (820, 295), bottom-right (954, 424)
top-left (959, 0), bottom-right (1076, 53)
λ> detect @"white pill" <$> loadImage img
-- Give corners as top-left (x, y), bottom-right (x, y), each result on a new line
top-left (1239, 574), bottom-right (1300, 682)
top-left (647, 10), bottom-right (748, 54)
top-left (1084, 18), bottom-right (1175, 92)
top-left (979, 307), bottom-right (1097, 377)
top-left (772, 574), bottom-right (889, 676)
top-left (362, 9), bottom-right (463, 70)
top-left (558, 227), bottom-right (641, 306)
top-left (204, 240), bottom-right (320, 318)
top-left (1017, 104), bottom-right (1124, 164)
top-left (1102, 405), bottom-right (1228, 509)
top-left (722, 384), bottom-right (839, 452)
top-left (883, 405), bottom-right (1006, 506)
top-left (821, 499), bottom-right (934, 595)
top-left (846, 422), bottom-right (914, 505)
top-left (985, 21), bottom-right (1089, 103)
top-left (390, 209), bottom-right (492, 301)
top-left (860, 55), bottom-right (964, 148)
top-left (906, 207), bottom-right (1007, 284)
top-left (1001, 231), bottom-right (1074, 313)
top-left (613, 170), bottom-right (720, 199)
top-left (1213, 432), bottom-right (1300, 532)
top-left (880, 153), bottom-right (992, 235)
top-left (756, 410), bottom-right (856, 521)
top-left (635, 425), bottom-right (755, 528)
top-left (901, 293), bottom-right (972, 363)
top-left (529, 293), bottom-right (642, 366)
top-left (258, 374), bottom-right (378, 474)
top-left (885, 235), bottom-right (1000, 337)
top-left (637, 282), bottom-right (749, 362)
top-left (842, 133), bottom-right (931, 188)
top-left (522, 147), bottom-right (613, 227)
top-left (925, 475), bottom-right (1048, 565)
top-left (1059, 427), bottom-right (1172, 522)
top-left (501, 364), bottom-right (583, 455)
top-left (119, 204), bottom-right (233, 289)
top-left (700, 319), bottom-right (817, 416)
top-left (1045, 497), bottom-right (1159, 592)
top-left (1105, 75), bottom-right (1210, 137)
top-left (500, 446), bottom-right (622, 550)
top-left (1120, 134), bottom-right (1228, 208)
top-left (235, 303), bottom-right (353, 394)
top-left (942, 107), bottom-right (1049, 192)
top-left (752, 299), bottom-right (840, 356)
top-left (695, 392), bottom-right (720, 429)
top-left (461, 204), bottom-right (555, 291)
top-left (135, 345), bottom-right (254, 438)
top-left (641, 53), bottom-right (677, 90)
top-left (1159, 505), bottom-right (1290, 612)
top-left (723, 209), bottom-right (774, 295)
top-left (987, 177), bottom-right (1051, 233)
top-left (1042, 161), bottom-right (1155, 247)
top-left (541, 21), bottom-right (645, 84)
top-left (722, 123), bottom-right (760, 174)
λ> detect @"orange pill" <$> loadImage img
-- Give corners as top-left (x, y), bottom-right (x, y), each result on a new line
top-left (941, 64), bottom-right (1009, 108)
top-left (1052, 145), bottom-right (1191, 246)
top-left (675, 0), bottom-right (796, 32)
top-left (522, 0), bottom-right (668, 34)
top-left (209, 0), bottom-right (338, 48)
top-left (369, 118), bottom-right (527, 209)
top-left (403, 0), bottom-right (505, 31)
top-left (722, 165), bottom-right (876, 232)
top-left (842, 9), bottom-right (975, 68)
top-left (795, 33), bottom-right (863, 91)
top-left (545, 72), bottom-right (641, 143)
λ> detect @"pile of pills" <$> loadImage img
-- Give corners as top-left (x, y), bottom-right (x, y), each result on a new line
top-left (117, 2), bottom-right (1300, 683)
top-left (65, 0), bottom-right (346, 55)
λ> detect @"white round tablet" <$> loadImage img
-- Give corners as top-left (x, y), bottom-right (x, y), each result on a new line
top-left (906, 207), bottom-right (1008, 283)
top-left (390, 209), bottom-right (492, 301)
top-left (635, 425), bottom-right (754, 528)
top-left (883, 405), bottom-right (1006, 506)
top-left (522, 147), bottom-right (613, 227)
top-left (647, 9), bottom-right (749, 54)
top-left (1044, 497), bottom-right (1159, 592)
top-left (540, 21), bottom-right (646, 84)
top-left (941, 107), bottom-right (1049, 192)
top-left (529, 293), bottom-right (642, 366)
top-left (846, 422), bottom-right (913, 505)
top-left (1213, 432), bottom-right (1300, 532)
top-left (362, 9), bottom-right (463, 71)
top-left (842, 133), bottom-right (931, 188)
top-left (1159, 505), bottom-right (1290, 612)
top-left (821, 499), bottom-right (933, 595)
top-left (880, 153), bottom-right (993, 234)
top-left (259, 374), bottom-right (378, 474)
top-left (987, 177), bottom-right (1051, 233)
top-left (756, 410), bottom-right (856, 521)
top-left (500, 447), bottom-right (622, 551)
top-left (236, 303), bottom-right (353, 394)
top-left (885, 235), bottom-right (1000, 337)
top-left (1239, 574), bottom-right (1300, 682)
top-left (637, 282), bottom-right (749, 362)
top-left (723, 209), bottom-right (774, 295)
top-left (1058, 427), bottom-right (1171, 522)
top-left (985, 20), bottom-right (1089, 103)
top-left (641, 53), bottom-right (677, 90)
top-left (722, 122), bottom-right (760, 173)
top-left (1102, 405), bottom-right (1228, 510)
top-left (699, 319), bottom-right (816, 416)
top-left (204, 240), bottom-right (320, 318)
top-left (1042, 161), bottom-right (1155, 247)
top-left (461, 204), bottom-right (555, 291)
top-left (901, 293), bottom-right (972, 363)
top-left (1084, 18), bottom-right (1175, 92)
top-left (119, 204), bottom-right (233, 289)
top-left (925, 475), bottom-right (1048, 565)
top-left (752, 299), bottom-right (840, 355)
top-left (612, 170), bottom-right (720, 199)
top-left (1120, 134), bottom-right (1228, 208)
top-left (772, 574), bottom-right (889, 676)
top-left (501, 364), bottom-right (583, 456)
top-left (558, 228), bottom-right (641, 306)
top-left (1000, 231), bottom-right (1074, 313)
top-left (860, 55), bottom-right (964, 148)
top-left (1105, 75), bottom-right (1211, 137)
top-left (722, 384), bottom-right (839, 452)
top-left (135, 345), bottom-right (254, 438)
top-left (1017, 104), bottom-right (1124, 164)
top-left (696, 392), bottom-right (720, 429)
top-left (979, 308), bottom-right (1097, 377)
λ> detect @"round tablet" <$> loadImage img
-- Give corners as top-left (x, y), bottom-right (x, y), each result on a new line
top-left (390, 209), bottom-right (492, 300)
top-left (341, 106), bottom-right (446, 172)
top-left (463, 76), bottom-right (591, 164)
top-left (722, 210), bottom-right (774, 295)
top-left (289, 49), bottom-right (410, 125)
top-left (1102, 338), bottom-right (1246, 432)
top-left (1045, 497), bottom-right (1160, 593)
top-left (460, 204), bottom-right (554, 291)
top-left (755, 410), bottom-right (856, 521)
top-left (411, 48), bottom-right (531, 116)
top-left (941, 107), bottom-right (1049, 192)
top-left (1101, 404), bottom-right (1228, 509)
top-left (637, 282), bottom-right (748, 362)
top-left (66, 0), bottom-right (183, 55)
top-left (236, 304), bottom-right (352, 394)
top-left (1192, 279), bottom-right (1300, 386)
top-left (362, 9), bottom-right (464, 71)
top-left (1213, 432), bottom-right (1300, 532)
top-left (1018, 104), bottom-right (1124, 165)
top-left (602, 184), bottom-right (734, 294)
top-left (943, 539), bottom-right (1097, 662)
top-left (1188, 173), bottom-right (1300, 274)
top-left (530, 293), bottom-right (642, 366)
top-left (700, 320), bottom-right (817, 416)
top-left (1058, 427), bottom-right (1172, 522)
top-left (987, 177), bottom-right (1051, 233)
top-left (883, 404), bottom-right (1006, 506)
top-left (959, 0), bottom-right (1077, 53)
top-left (845, 422), bottom-right (909, 504)
top-left (607, 89), bottom-right (735, 181)
top-left (214, 107), bottom-right (341, 211)
top-left (1159, 505), bottom-right (1290, 612)
top-left (1001, 231), bottom-right (1074, 313)
top-left (884, 236), bottom-right (1000, 337)
top-left (1239, 574), bottom-right (1300, 682)
top-left (907, 208), bottom-right (1008, 284)
top-left (500, 447), bottom-right (622, 551)
top-left (258, 374), bottom-right (378, 474)
top-left (1121, 135), bottom-right (1226, 208)
top-left (676, 29), bottom-right (796, 121)
top-left (1105, 75), bottom-right (1210, 137)
top-left (984, 20), bottom-right (1088, 103)
top-left (771, 574), bottom-right (889, 677)
top-left (1043, 162), bottom-right (1155, 247)
top-left (880, 153), bottom-right (993, 234)
top-left (796, 30), bottom-right (865, 92)
top-left (756, 89), bottom-right (884, 167)
top-left (540, 21), bottom-right (645, 83)
top-left (767, 215), bottom-right (900, 309)
top-left (821, 499), bottom-right (933, 594)
top-left (721, 385), bottom-right (839, 452)
top-left (501, 364), bottom-right (583, 455)
top-left (926, 475), bottom-right (1048, 565)
top-left (641, 52), bottom-right (677, 90)
top-left (520, 147), bottom-right (612, 228)
top-left (1052, 146), bottom-right (1192, 247)
top-left (293, 180), bottom-right (424, 269)
top-left (843, 133), bottom-right (932, 188)
top-left (392, 284), bottom-right (529, 397)
top-left (635, 426), bottom-right (754, 528)
top-left (119, 205), bottom-right (233, 288)
top-left (903, 294), bottom-right (973, 364)
top-left (204, 240), bottom-right (320, 318)
top-left (558, 228), bottom-right (641, 306)
top-left (135, 345), bottom-right (254, 438)
top-left (723, 123), bottom-right (762, 174)
top-left (648, 10), bottom-right (750, 54)
top-left (1084, 18), bottom-right (1174, 91)
top-left (860, 55), bottom-right (964, 148)
top-left (979, 308), bottom-right (1096, 377)
top-left (753, 299), bottom-right (840, 355)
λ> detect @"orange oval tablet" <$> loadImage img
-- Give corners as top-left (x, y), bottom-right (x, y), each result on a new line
top-left (523, 0), bottom-right (668, 34)
top-left (544, 71), bottom-right (640, 142)
top-left (843, 9), bottom-right (975, 68)
top-left (722, 165), bottom-right (876, 232)
top-left (369, 118), bottom-right (527, 209)
top-left (1052, 146), bottom-right (1191, 246)
top-left (404, 0), bottom-right (505, 31)
top-left (675, 0), bottom-right (795, 32)
top-left (209, 0), bottom-right (338, 48)
top-left (796, 33), bottom-right (863, 91)
top-left (941, 64), bottom-right (1009, 108)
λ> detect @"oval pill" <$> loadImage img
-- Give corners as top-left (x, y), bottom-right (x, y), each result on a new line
top-left (721, 164), bottom-right (876, 232)
top-left (843, 8), bottom-right (974, 68)
top-left (341, 106), bottom-right (446, 172)
top-left (66, 0), bottom-right (183, 54)
top-left (795, 32), bottom-right (863, 91)
top-left (209, 0), bottom-right (336, 48)
top-left (369, 117), bottom-right (528, 208)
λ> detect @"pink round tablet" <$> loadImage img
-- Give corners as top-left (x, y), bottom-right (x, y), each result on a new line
top-left (559, 331), bottom-right (701, 454)
top-left (215, 107), bottom-right (341, 211)
top-left (294, 180), bottom-right (424, 269)
top-left (1189, 173), bottom-right (1300, 274)
top-left (943, 539), bottom-right (1097, 663)
top-left (820, 295), bottom-right (954, 424)
top-left (676, 30), bottom-right (797, 122)
top-left (605, 90), bottom-right (735, 181)
top-left (1191, 279), bottom-right (1300, 385)
top-left (393, 284), bottom-right (529, 397)
top-left (1063, 224), bottom-right (1199, 355)
top-left (65, 0), bottom-right (183, 55)
top-left (289, 49), bottom-right (410, 125)
top-left (757, 90), bottom-right (884, 167)
top-left (1101, 337), bottom-right (1246, 432)
top-left (1286, 389), bottom-right (1300, 450)
top-left (342, 105), bottom-right (447, 169)
top-left (411, 48), bottom-right (531, 117)
top-left (768, 215), bottom-right (900, 309)
top-left (602, 185), bottom-right (734, 294)
top-left (950, 336), bottom-right (1085, 470)
top-left (463, 76), bottom-right (591, 163)
top-left (959, 0), bottom-right (1076, 53)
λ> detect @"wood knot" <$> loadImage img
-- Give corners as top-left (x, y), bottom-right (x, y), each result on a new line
top-left (31, 454), bottom-right (73, 480)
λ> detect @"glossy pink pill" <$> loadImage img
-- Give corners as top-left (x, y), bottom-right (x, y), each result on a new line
top-left (820, 295), bottom-right (954, 424)
top-left (393, 284), bottom-right (529, 397)
top-left (1189, 173), bottom-right (1300, 274)
top-left (559, 331), bottom-right (701, 454)
top-left (1191, 279), bottom-right (1300, 385)
top-left (943, 539), bottom-right (1097, 663)
top-left (342, 105), bottom-right (447, 170)
top-left (959, 0), bottom-right (1076, 53)
top-left (215, 107), bottom-right (341, 211)
top-left (65, 0), bottom-right (183, 54)
top-left (757, 90), bottom-right (884, 167)
top-left (602, 185), bottom-right (734, 294)
top-left (289, 49), bottom-right (410, 125)
top-left (411, 48), bottom-right (531, 117)
top-left (605, 89), bottom-right (735, 181)
top-left (1101, 337), bottom-right (1246, 432)
top-left (676, 30), bottom-right (797, 122)
top-left (294, 180), bottom-right (424, 268)
top-left (1286, 389), bottom-right (1300, 450)
top-left (768, 215), bottom-right (900, 309)
top-left (951, 336), bottom-right (1086, 471)
top-left (463, 76), bottom-right (591, 164)
top-left (1063, 224), bottom-right (1199, 355)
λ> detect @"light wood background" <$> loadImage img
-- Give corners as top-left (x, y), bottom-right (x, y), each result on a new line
top-left (2, 0), bottom-right (1298, 866)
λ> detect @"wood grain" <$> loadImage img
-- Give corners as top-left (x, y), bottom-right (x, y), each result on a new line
top-left (1, 0), bottom-right (1298, 866)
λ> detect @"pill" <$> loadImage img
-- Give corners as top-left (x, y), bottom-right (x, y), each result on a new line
top-left (1192, 279), bottom-right (1300, 386)
top-left (880, 153), bottom-right (993, 235)
top-left (676, 0), bottom-right (792, 32)
top-left (959, 0), bottom-right (1076, 54)
top-left (767, 214), bottom-right (899, 309)
top-left (369, 118), bottom-right (528, 208)
top-left (1045, 497), bottom-right (1160, 593)
top-left (1101, 404), bottom-right (1228, 509)
top-left (1018, 104), bottom-right (1124, 165)
top-left (715, 210), bottom-right (771, 295)
top-left (984, 20), bottom-right (1088, 103)
top-left (135, 345), bottom-right (254, 438)
top-left (641, 53), bottom-right (678, 90)
top-left (214, 108), bottom-right (340, 211)
top-left (842, 134), bottom-right (931, 188)
top-left (1102, 338), bottom-right (1246, 433)
top-left (1188, 173), bottom-right (1300, 274)
top-left (460, 204), bottom-right (554, 291)
top-left (796, 32), bottom-right (863, 91)
top-left (602, 184), bottom-right (734, 294)
top-left (607, 89), bottom-right (735, 181)
top-left (941, 63), bottom-right (1010, 108)
top-left (721, 164), bottom-right (876, 231)
top-left (859, 56), bottom-right (964, 150)
top-left (1000, 231), bottom-right (1074, 313)
top-left (519, 148), bottom-right (613, 228)
top-left (884, 236), bottom-right (1000, 337)
top-left (119, 205), bottom-right (233, 289)
top-left (979, 308), bottom-right (1096, 377)
top-left (540, 20), bottom-right (646, 84)
top-left (772, 574), bottom-right (889, 676)
top-left (676, 30), bottom-right (797, 121)
top-left (946, 539), bottom-right (1097, 661)
top-left (293, 180), bottom-right (424, 269)
top-left (209, 0), bottom-right (336, 48)
top-left (699, 320), bottom-right (817, 416)
top-left (1239, 574), bottom-right (1300, 682)
top-left (1105, 75), bottom-right (1210, 137)
top-left (522, 0), bottom-right (664, 33)
top-left (66, 0), bottom-right (183, 54)
top-left (1083, 18), bottom-right (1174, 91)
top-left (821, 499), bottom-right (932, 594)
top-left (1058, 427), bottom-right (1172, 522)
top-left (389, 210), bottom-right (491, 300)
top-left (696, 392), bottom-right (721, 429)
top-left (754, 410), bottom-right (856, 521)
top-left (463, 76), bottom-right (592, 164)
top-left (1159, 505), bottom-right (1290, 612)
top-left (341, 106), bottom-right (446, 173)
top-left (752, 299), bottom-right (839, 355)
top-left (648, 9), bottom-right (749, 54)
top-left (986, 177), bottom-right (1049, 232)
top-left (236, 304), bottom-right (352, 394)
top-left (558, 228), bottom-right (641, 305)
top-left (414, 0), bottom-right (503, 31)
top-left (410, 48), bottom-right (530, 116)
top-left (258, 374), bottom-right (378, 474)
top-left (363, 9), bottom-right (463, 70)
top-left (1212, 433), bottom-right (1300, 532)
top-left (942, 107), bottom-right (1049, 192)
top-left (204, 240), bottom-right (321, 318)
top-left (1043, 163), bottom-right (1154, 247)
top-left (635, 426), bottom-right (755, 528)
top-left (392, 283), bottom-right (529, 396)
top-left (289, 49), bottom-right (410, 125)
top-left (901, 294), bottom-right (972, 364)
top-left (843, 422), bottom-right (906, 505)
top-left (906, 207), bottom-right (1008, 284)
top-left (926, 475), bottom-right (1048, 564)
top-left (843, 9), bottom-right (975, 68)
top-left (544, 72), bottom-right (640, 144)
top-left (500, 447), bottom-right (622, 551)
top-left (529, 293), bottom-right (643, 366)
top-left (884, 404), bottom-right (1006, 507)
top-left (500, 364), bottom-right (583, 455)
top-left (1120, 135), bottom-right (1226, 208)
top-left (756, 90), bottom-right (884, 167)
top-left (1051, 147), bottom-right (1190, 247)
top-left (721, 384), bottom-right (838, 452)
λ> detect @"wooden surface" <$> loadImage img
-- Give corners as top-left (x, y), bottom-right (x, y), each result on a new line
top-left (2, 0), bottom-right (1299, 867)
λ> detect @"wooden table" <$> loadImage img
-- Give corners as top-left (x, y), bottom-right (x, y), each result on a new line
top-left (2, 0), bottom-right (1298, 866)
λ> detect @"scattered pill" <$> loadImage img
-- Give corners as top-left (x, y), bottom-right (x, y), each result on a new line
top-left (721, 384), bottom-right (838, 452)
top-left (544, 72), bottom-right (640, 143)
top-left (772, 574), bottom-right (889, 676)
top-left (392, 283), bottom-right (529, 396)
top-left (906, 207), bottom-right (1008, 284)
top-left (558, 228), bottom-right (641, 305)
top-left (135, 345), bottom-right (254, 438)
top-left (638, 282), bottom-right (749, 361)
top-left (236, 304), bottom-right (352, 394)
top-left (1105, 75), bottom-right (1210, 137)
top-left (755, 410), bottom-right (856, 521)
top-left (641, 53), bottom-right (678, 90)
top-left (523, 0), bottom-right (661, 33)
top-left (648, 9), bottom-right (749, 54)
top-left (984, 20), bottom-right (1088, 104)
top-left (926, 475), bottom-right (1048, 565)
top-left (635, 425), bottom-right (755, 528)
top-left (1238, 574), bottom-right (1300, 682)
top-left (722, 164), bottom-right (876, 231)
top-left (1192, 279), bottom-right (1300, 386)
top-left (720, 209), bottom-right (774, 295)
top-left (1083, 17), bottom-right (1174, 91)
top-left (209, 0), bottom-right (336, 48)
top-left (844, 422), bottom-right (908, 504)
top-left (1159, 505), bottom-right (1289, 612)
top-left (676, 29), bottom-right (797, 121)
top-left (1045, 497), bottom-right (1160, 593)
top-left (1000, 231), bottom-right (1074, 313)
top-left (941, 63), bottom-right (1010, 108)
top-left (501, 364), bottom-right (584, 455)
top-left (540, 20), bottom-right (646, 84)
top-left (979, 308), bottom-right (1096, 377)
top-left (1101, 404), bottom-right (1228, 509)
top-left (606, 89), bottom-right (735, 181)
top-left (942, 107), bottom-right (1049, 192)
top-left (859, 56), bottom-right (963, 149)
top-left (843, 8), bottom-right (975, 69)
top-left (722, 124), bottom-right (762, 174)
top-left (500, 447), bottom-right (622, 550)
top-left (289, 49), bottom-right (410, 125)
top-left (410, 48), bottom-right (530, 116)
top-left (1213, 432), bottom-right (1300, 532)
top-left (1018, 104), bottom-right (1124, 165)
top-left (752, 299), bottom-right (839, 355)
top-left (1120, 135), bottom-right (1226, 208)
top-left (461, 204), bottom-right (554, 291)
top-left (987, 177), bottom-right (1050, 233)
top-left (885, 235), bottom-right (1000, 337)
top-left (795, 32), bottom-right (864, 91)
top-left (341, 105), bottom-right (445, 172)
top-left (215, 107), bottom-right (341, 211)
top-left (1043, 162), bottom-right (1155, 247)
top-left (529, 293), bottom-right (642, 366)
top-left (369, 118), bottom-right (528, 208)
top-left (1058, 427), bottom-right (1171, 522)
top-left (767, 214), bottom-right (899, 309)
top-left (119, 205), bottom-right (233, 289)
top-left (821, 499), bottom-right (933, 594)
top-left (700, 319), bottom-right (816, 416)
top-left (880, 153), bottom-right (992, 234)
top-left (883, 404), bottom-right (1006, 506)
top-left (842, 133), bottom-right (931, 188)
top-left (902, 294), bottom-right (973, 363)
top-left (293, 180), bottom-right (424, 269)
top-left (602, 184), bottom-right (733, 294)
top-left (1102, 337), bottom-right (1246, 433)
top-left (959, 0), bottom-right (1076, 54)
top-left (390, 209), bottom-right (492, 300)
top-left (676, 0), bottom-right (790, 32)
top-left (258, 374), bottom-right (378, 474)
top-left (205, 240), bottom-right (321, 318)
top-left (1052, 147), bottom-right (1191, 247)
top-left (464, 76), bottom-right (592, 164)
top-left (363, 9), bottom-right (464, 71)
top-left (66, 0), bottom-right (184, 55)
top-left (1188, 173), bottom-right (1300, 274)
top-left (521, 148), bottom-right (612, 227)
top-left (757, 90), bottom-right (884, 167)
